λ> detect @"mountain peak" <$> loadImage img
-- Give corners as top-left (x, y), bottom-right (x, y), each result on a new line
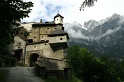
top-left (68, 14), bottom-right (124, 58)
top-left (112, 13), bottom-right (121, 18)
top-left (84, 19), bottom-right (99, 31)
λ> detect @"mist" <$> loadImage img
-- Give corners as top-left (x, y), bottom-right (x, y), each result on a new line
top-left (64, 22), bottom-right (89, 40)
top-left (64, 16), bottom-right (124, 41)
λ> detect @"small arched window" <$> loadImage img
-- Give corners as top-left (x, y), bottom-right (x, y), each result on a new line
top-left (46, 28), bottom-right (50, 31)
top-left (60, 38), bottom-right (63, 40)
top-left (19, 42), bottom-right (21, 44)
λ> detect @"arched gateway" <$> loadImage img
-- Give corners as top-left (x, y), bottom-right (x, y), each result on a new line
top-left (29, 53), bottom-right (39, 67)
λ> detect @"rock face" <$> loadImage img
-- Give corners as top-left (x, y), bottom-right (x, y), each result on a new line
top-left (65, 14), bottom-right (124, 58)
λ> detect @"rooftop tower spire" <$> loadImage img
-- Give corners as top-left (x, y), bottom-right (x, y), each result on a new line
top-left (54, 12), bottom-right (64, 24)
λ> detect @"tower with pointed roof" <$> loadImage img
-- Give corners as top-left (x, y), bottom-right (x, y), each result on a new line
top-left (54, 12), bottom-right (64, 24)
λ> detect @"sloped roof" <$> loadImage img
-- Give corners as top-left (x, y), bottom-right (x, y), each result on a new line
top-left (32, 22), bottom-right (62, 26)
top-left (54, 13), bottom-right (64, 19)
top-left (48, 29), bottom-right (67, 36)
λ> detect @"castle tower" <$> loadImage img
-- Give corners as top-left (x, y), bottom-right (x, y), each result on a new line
top-left (48, 28), bottom-right (69, 49)
top-left (54, 12), bottom-right (64, 24)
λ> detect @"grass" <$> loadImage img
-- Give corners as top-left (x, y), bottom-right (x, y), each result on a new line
top-left (44, 79), bottom-right (73, 82)
top-left (0, 69), bottom-right (5, 82)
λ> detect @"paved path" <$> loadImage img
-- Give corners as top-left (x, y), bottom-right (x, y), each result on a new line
top-left (6, 67), bottom-right (44, 82)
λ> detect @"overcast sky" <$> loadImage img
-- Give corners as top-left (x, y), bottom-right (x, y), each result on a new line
top-left (22, 0), bottom-right (124, 25)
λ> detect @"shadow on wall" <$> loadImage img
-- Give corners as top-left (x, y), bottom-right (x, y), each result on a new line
top-left (37, 57), bottom-right (66, 70)
top-left (35, 57), bottom-right (72, 79)
top-left (29, 53), bottom-right (39, 67)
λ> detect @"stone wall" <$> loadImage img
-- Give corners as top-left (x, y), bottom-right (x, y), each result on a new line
top-left (48, 35), bottom-right (68, 43)
top-left (9, 36), bottom-right (26, 64)
top-left (30, 25), bottom-right (63, 42)
top-left (25, 42), bottom-right (66, 65)
top-left (37, 57), bottom-right (66, 70)
top-left (52, 46), bottom-right (65, 59)
top-left (20, 22), bottom-right (34, 31)
top-left (25, 42), bottom-right (53, 65)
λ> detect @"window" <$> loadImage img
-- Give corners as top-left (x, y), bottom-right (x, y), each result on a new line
top-left (34, 37), bottom-right (36, 38)
top-left (60, 38), bottom-right (63, 40)
top-left (41, 36), bottom-right (44, 39)
top-left (46, 28), bottom-right (50, 31)
top-left (34, 28), bottom-right (38, 32)
top-left (19, 42), bottom-right (21, 44)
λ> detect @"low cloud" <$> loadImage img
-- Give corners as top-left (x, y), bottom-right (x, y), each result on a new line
top-left (119, 16), bottom-right (124, 25)
top-left (94, 27), bottom-right (121, 40)
top-left (64, 22), bottom-right (89, 40)
top-left (64, 21), bottom-right (122, 41)
top-left (68, 29), bottom-right (89, 39)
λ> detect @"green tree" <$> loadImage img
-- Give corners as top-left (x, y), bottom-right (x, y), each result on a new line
top-left (66, 46), bottom-right (121, 82)
top-left (0, 0), bottom-right (33, 55)
top-left (99, 55), bottom-right (121, 82)
top-left (66, 45), bottom-right (80, 77)
top-left (66, 46), bottom-right (96, 81)
top-left (115, 60), bottom-right (124, 81)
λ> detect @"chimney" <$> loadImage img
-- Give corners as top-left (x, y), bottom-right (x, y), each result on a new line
top-left (40, 19), bottom-right (42, 23)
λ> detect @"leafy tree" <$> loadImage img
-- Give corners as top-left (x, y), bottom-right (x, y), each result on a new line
top-left (115, 60), bottom-right (124, 81)
top-left (99, 55), bottom-right (121, 82)
top-left (17, 27), bottom-right (30, 40)
top-left (0, 0), bottom-right (33, 55)
top-left (66, 46), bottom-right (96, 81)
top-left (24, 30), bottom-right (30, 37)
top-left (80, 0), bottom-right (97, 11)
top-left (66, 46), bottom-right (121, 82)
top-left (65, 45), bottom-right (80, 76)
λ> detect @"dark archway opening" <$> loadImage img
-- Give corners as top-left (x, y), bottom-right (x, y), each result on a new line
top-left (14, 49), bottom-right (22, 61)
top-left (29, 53), bottom-right (39, 67)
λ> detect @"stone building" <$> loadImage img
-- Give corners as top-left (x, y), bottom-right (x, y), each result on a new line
top-left (11, 13), bottom-right (69, 68)
top-left (20, 22), bottom-right (35, 39)
top-left (9, 36), bottom-right (26, 64)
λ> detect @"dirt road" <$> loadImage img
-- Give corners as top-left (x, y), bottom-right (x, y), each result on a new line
top-left (6, 67), bottom-right (44, 82)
